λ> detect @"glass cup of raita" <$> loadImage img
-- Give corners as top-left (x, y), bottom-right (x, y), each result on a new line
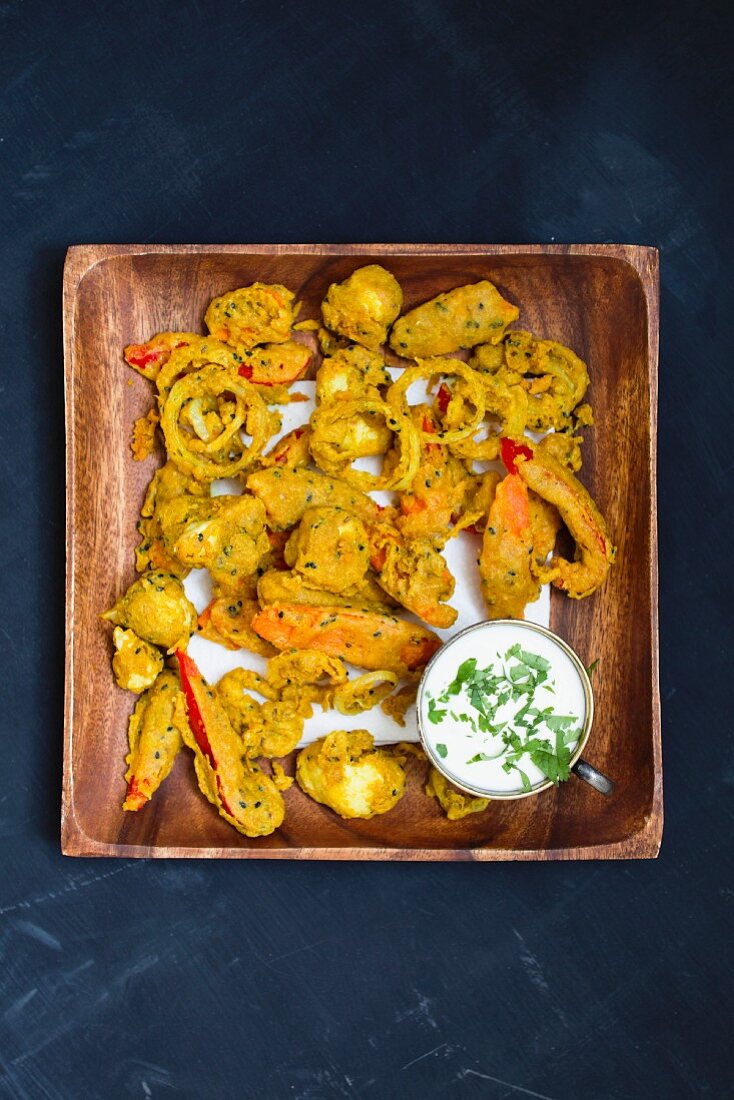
top-left (417, 620), bottom-right (612, 801)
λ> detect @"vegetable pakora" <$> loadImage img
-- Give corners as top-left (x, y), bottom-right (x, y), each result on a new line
top-left (296, 730), bottom-right (406, 819)
top-left (102, 572), bottom-right (198, 652)
top-left (321, 264), bottom-right (403, 350)
top-left (123, 670), bottom-right (185, 811)
top-left (389, 280), bottom-right (519, 358)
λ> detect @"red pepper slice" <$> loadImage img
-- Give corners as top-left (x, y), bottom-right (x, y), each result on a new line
top-left (176, 651), bottom-right (216, 767)
top-left (238, 364), bottom-right (254, 380)
top-left (437, 383), bottom-right (451, 414)
top-left (176, 651), bottom-right (234, 816)
top-left (127, 347), bottom-right (163, 371)
top-left (500, 436), bottom-right (534, 474)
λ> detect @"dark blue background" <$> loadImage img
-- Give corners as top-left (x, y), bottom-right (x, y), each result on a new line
top-left (1, 1), bottom-right (730, 1097)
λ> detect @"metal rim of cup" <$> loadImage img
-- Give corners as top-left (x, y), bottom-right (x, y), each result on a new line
top-left (416, 619), bottom-right (595, 801)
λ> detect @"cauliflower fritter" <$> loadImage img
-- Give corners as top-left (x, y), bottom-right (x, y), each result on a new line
top-left (111, 627), bottom-right (163, 693)
top-left (296, 730), bottom-right (406, 819)
top-left (156, 493), bottom-right (270, 594)
top-left (321, 265), bottom-right (403, 349)
top-left (102, 572), bottom-right (198, 652)
top-left (285, 506), bottom-right (371, 594)
top-left (136, 461), bottom-right (208, 575)
top-left (315, 346), bottom-right (390, 405)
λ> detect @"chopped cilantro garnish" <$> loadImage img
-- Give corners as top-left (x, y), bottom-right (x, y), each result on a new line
top-left (427, 696), bottom-right (447, 724)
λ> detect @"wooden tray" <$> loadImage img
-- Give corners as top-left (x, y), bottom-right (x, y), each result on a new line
top-left (63, 244), bottom-right (661, 860)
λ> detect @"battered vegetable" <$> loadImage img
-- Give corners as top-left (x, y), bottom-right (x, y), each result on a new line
top-left (251, 603), bottom-right (440, 675)
top-left (156, 493), bottom-right (269, 593)
top-left (321, 264), bottom-right (403, 349)
top-left (329, 670), bottom-right (399, 715)
top-left (285, 506), bottom-right (371, 594)
top-left (315, 346), bottom-right (390, 405)
top-left (123, 670), bottom-right (185, 810)
top-left (177, 651), bottom-right (285, 836)
top-left (389, 280), bottom-right (519, 358)
top-left (246, 467), bottom-right (380, 529)
top-left (395, 407), bottom-right (473, 540)
top-left (135, 461), bottom-right (207, 575)
top-left (205, 283), bottom-right (298, 348)
top-left (111, 627), bottom-right (163, 693)
top-left (236, 340), bottom-right (312, 385)
top-left (215, 666), bottom-right (305, 758)
top-left (425, 767), bottom-right (490, 820)
top-left (296, 729), bottom-right (406, 819)
top-left (161, 365), bottom-right (278, 482)
top-left (376, 537), bottom-right (457, 629)
top-left (310, 399), bottom-right (421, 492)
top-left (257, 568), bottom-right (396, 613)
top-left (124, 331), bottom-right (199, 381)
top-left (513, 442), bottom-right (615, 598)
top-left (197, 597), bottom-right (276, 656)
top-left (503, 331), bottom-right (589, 432)
top-left (388, 358), bottom-right (486, 446)
top-left (102, 572), bottom-right (198, 652)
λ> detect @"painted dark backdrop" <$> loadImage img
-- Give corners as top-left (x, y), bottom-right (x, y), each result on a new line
top-left (0, 0), bottom-right (730, 1097)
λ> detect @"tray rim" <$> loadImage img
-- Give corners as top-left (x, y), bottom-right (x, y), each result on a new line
top-left (62, 242), bottom-right (661, 861)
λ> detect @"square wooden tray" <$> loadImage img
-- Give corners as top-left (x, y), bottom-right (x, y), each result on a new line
top-left (63, 243), bottom-right (661, 860)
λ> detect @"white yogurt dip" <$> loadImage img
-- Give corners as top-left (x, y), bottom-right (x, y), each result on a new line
top-left (417, 620), bottom-right (593, 799)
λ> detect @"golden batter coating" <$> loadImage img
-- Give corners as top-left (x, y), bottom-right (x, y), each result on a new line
top-left (376, 537), bottom-right (457, 629)
top-left (479, 474), bottom-right (540, 620)
top-left (315, 345), bottom-right (390, 405)
top-left (246, 467), bottom-right (380, 529)
top-left (425, 767), bottom-right (490, 820)
top-left (389, 280), bottom-right (519, 358)
top-left (328, 671), bottom-right (399, 716)
top-left (215, 666), bottom-right (305, 758)
top-left (123, 670), bottom-right (185, 811)
top-left (156, 493), bottom-right (269, 594)
top-left (205, 283), bottom-right (298, 348)
top-left (178, 651), bottom-right (285, 836)
top-left (285, 506), bottom-right (371, 594)
top-left (256, 568), bottom-right (396, 614)
top-left (111, 627), bottom-right (163, 694)
top-left (321, 265), bottom-right (403, 349)
top-left (197, 597), bottom-right (276, 657)
top-left (251, 603), bottom-right (440, 675)
top-left (296, 729), bottom-right (406, 819)
top-left (515, 447), bottom-right (615, 598)
top-left (136, 461), bottom-right (208, 575)
top-left (380, 683), bottom-right (418, 728)
top-left (102, 572), bottom-right (198, 652)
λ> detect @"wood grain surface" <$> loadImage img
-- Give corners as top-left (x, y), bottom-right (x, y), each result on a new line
top-left (63, 243), bottom-right (661, 860)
